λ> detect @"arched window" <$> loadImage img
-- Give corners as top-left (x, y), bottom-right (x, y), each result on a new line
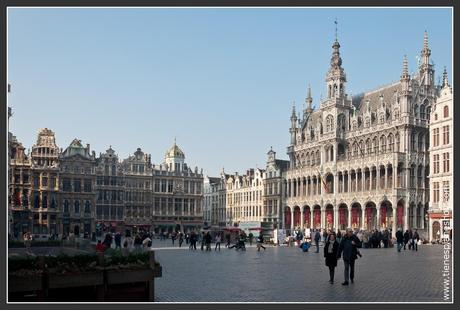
top-left (366, 139), bottom-right (372, 154)
top-left (353, 143), bottom-right (358, 157)
top-left (380, 135), bottom-right (387, 153)
top-left (84, 200), bottom-right (91, 214)
top-left (394, 109), bottom-right (400, 120)
top-left (373, 137), bottom-right (379, 154)
top-left (112, 165), bottom-right (116, 175)
top-left (414, 104), bottom-right (419, 118)
top-left (444, 106), bottom-right (449, 118)
top-left (395, 133), bottom-right (400, 152)
top-left (326, 115), bottom-right (334, 132)
top-left (388, 134), bottom-right (394, 152)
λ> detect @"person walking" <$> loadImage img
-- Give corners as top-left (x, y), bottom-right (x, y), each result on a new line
top-left (248, 233), bottom-right (254, 246)
top-left (178, 232), bottom-right (184, 248)
top-left (134, 234), bottom-right (142, 252)
top-left (336, 230), bottom-right (343, 244)
top-left (185, 233), bottom-right (190, 245)
top-left (171, 231), bottom-right (177, 246)
top-left (114, 232), bottom-right (122, 250)
top-left (412, 229), bottom-right (420, 251)
top-left (204, 232), bottom-right (212, 251)
top-left (256, 233), bottom-right (266, 251)
top-left (200, 232), bottom-right (205, 251)
top-left (408, 229), bottom-right (414, 250)
top-left (215, 233), bottom-right (222, 251)
top-left (225, 233), bottom-right (231, 248)
top-left (395, 228), bottom-right (404, 252)
top-left (324, 232), bottom-right (339, 284)
top-left (382, 229), bottom-right (389, 248)
top-left (403, 230), bottom-right (410, 250)
top-left (189, 231), bottom-right (197, 250)
top-left (314, 229), bottom-right (321, 253)
top-left (337, 228), bottom-right (362, 286)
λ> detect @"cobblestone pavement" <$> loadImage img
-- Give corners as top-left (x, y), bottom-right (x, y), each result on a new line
top-left (153, 243), bottom-right (452, 302)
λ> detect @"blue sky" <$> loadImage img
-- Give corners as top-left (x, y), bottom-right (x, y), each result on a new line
top-left (7, 7), bottom-right (452, 176)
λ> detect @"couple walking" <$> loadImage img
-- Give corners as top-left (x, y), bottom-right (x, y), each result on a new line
top-left (324, 228), bottom-right (362, 285)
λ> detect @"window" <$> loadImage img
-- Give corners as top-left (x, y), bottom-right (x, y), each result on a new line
top-left (326, 115), bottom-right (334, 132)
top-left (443, 153), bottom-right (450, 173)
top-left (410, 133), bottom-right (416, 151)
top-left (388, 134), bottom-right (394, 152)
top-left (64, 200), bottom-right (69, 213)
top-left (161, 179), bottom-right (167, 192)
top-left (41, 176), bottom-right (48, 187)
top-left (33, 175), bottom-right (40, 187)
top-left (154, 179), bottom-right (160, 192)
top-left (444, 106), bottom-right (449, 118)
top-left (373, 137), bottom-right (379, 154)
top-left (395, 134), bottom-right (400, 152)
top-left (63, 178), bottom-right (71, 191)
top-left (433, 182), bottom-right (440, 203)
top-left (434, 114), bottom-right (438, 121)
top-left (84, 201), bottom-right (91, 213)
top-left (433, 154), bottom-right (440, 174)
top-left (74, 179), bottom-right (81, 192)
top-left (84, 179), bottom-right (92, 192)
top-left (167, 181), bottom-right (173, 193)
top-left (74, 200), bottom-right (80, 214)
top-left (443, 126), bottom-right (450, 145)
top-left (433, 128), bottom-right (440, 147)
top-left (443, 181), bottom-right (450, 202)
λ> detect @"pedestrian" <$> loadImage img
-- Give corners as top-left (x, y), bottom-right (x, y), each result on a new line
top-left (403, 230), bottom-right (410, 250)
top-left (324, 232), bottom-right (339, 284)
top-left (23, 232), bottom-right (32, 254)
top-left (142, 235), bottom-right (152, 250)
top-left (336, 230), bottom-right (342, 244)
top-left (178, 232), bottom-right (184, 247)
top-left (322, 230), bottom-right (328, 244)
top-left (171, 231), bottom-right (177, 246)
top-left (215, 233), bottom-right (222, 251)
top-left (96, 240), bottom-right (106, 253)
top-left (395, 228), bottom-right (404, 252)
top-left (225, 233), bottom-right (231, 248)
top-left (189, 231), bottom-right (197, 250)
top-left (134, 234), bottom-right (142, 252)
top-left (314, 229), bottom-right (321, 253)
top-left (205, 232), bottom-right (212, 251)
top-left (408, 229), bottom-right (414, 250)
top-left (256, 233), bottom-right (266, 251)
top-left (412, 229), bottom-right (420, 251)
top-left (103, 232), bottom-right (113, 249)
top-left (200, 232), bottom-right (205, 251)
top-left (114, 232), bottom-right (122, 250)
top-left (337, 228), bottom-right (362, 285)
top-left (382, 229), bottom-right (389, 248)
top-left (248, 233), bottom-right (254, 246)
top-left (185, 233), bottom-right (190, 245)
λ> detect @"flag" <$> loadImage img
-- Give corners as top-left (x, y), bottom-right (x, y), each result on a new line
top-left (317, 169), bottom-right (329, 194)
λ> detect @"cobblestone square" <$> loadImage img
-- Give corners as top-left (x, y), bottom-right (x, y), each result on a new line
top-left (152, 241), bottom-right (452, 302)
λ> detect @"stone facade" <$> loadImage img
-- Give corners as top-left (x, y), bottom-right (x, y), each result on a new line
top-left (428, 68), bottom-right (452, 242)
top-left (284, 32), bottom-right (439, 236)
top-left (58, 139), bottom-right (97, 237)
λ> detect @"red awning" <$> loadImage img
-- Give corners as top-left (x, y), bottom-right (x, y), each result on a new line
top-left (224, 227), bottom-right (241, 232)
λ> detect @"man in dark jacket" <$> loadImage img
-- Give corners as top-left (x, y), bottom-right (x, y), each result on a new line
top-left (337, 228), bottom-right (362, 285)
top-left (403, 230), bottom-right (410, 250)
top-left (314, 230), bottom-right (321, 253)
top-left (395, 228), bottom-right (404, 252)
top-left (412, 230), bottom-right (420, 251)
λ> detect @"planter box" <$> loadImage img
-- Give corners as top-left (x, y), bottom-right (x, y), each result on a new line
top-left (48, 271), bottom-right (103, 289)
top-left (106, 269), bottom-right (155, 285)
top-left (9, 274), bottom-right (42, 292)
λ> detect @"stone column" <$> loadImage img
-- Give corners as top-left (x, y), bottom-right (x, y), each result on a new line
top-left (300, 209), bottom-right (304, 230)
top-left (376, 207), bottom-right (380, 230)
top-left (347, 206), bottom-right (352, 228)
top-left (320, 206), bottom-right (325, 229)
top-left (384, 165), bottom-right (388, 189)
top-left (413, 205), bottom-right (418, 229)
top-left (290, 210), bottom-right (294, 233)
top-left (377, 167), bottom-right (381, 190)
top-left (333, 207), bottom-right (339, 230)
top-left (404, 205), bottom-right (409, 231)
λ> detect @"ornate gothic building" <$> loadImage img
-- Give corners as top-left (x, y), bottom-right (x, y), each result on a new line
top-left (284, 32), bottom-right (439, 236)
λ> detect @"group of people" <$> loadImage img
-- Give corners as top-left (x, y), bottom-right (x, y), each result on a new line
top-left (95, 231), bottom-right (154, 255)
top-left (395, 229), bottom-right (421, 252)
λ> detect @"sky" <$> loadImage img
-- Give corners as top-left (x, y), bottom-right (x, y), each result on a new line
top-left (7, 7), bottom-right (453, 177)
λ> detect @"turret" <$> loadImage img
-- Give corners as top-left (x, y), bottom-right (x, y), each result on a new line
top-left (420, 31), bottom-right (434, 87)
top-left (289, 102), bottom-right (297, 145)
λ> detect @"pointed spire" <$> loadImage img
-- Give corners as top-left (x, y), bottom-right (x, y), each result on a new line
top-left (401, 55), bottom-right (410, 80)
top-left (334, 17), bottom-right (338, 42)
top-left (424, 30), bottom-right (429, 50)
top-left (291, 100), bottom-right (297, 118)
top-left (306, 84), bottom-right (313, 112)
top-left (442, 66), bottom-right (450, 88)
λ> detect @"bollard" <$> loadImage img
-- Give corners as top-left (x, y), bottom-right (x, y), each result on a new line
top-left (148, 250), bottom-right (155, 301)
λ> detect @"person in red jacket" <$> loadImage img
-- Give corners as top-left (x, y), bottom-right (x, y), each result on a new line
top-left (96, 240), bottom-right (106, 253)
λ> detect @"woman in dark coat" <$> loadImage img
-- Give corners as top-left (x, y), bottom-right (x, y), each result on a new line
top-left (324, 232), bottom-right (340, 284)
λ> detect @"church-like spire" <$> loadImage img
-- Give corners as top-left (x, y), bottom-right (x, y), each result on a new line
top-left (401, 55), bottom-right (410, 80)
top-left (421, 30), bottom-right (431, 64)
top-left (442, 66), bottom-right (450, 88)
top-left (291, 101), bottom-right (297, 120)
top-left (325, 19), bottom-right (346, 100)
top-left (305, 84), bottom-right (313, 112)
